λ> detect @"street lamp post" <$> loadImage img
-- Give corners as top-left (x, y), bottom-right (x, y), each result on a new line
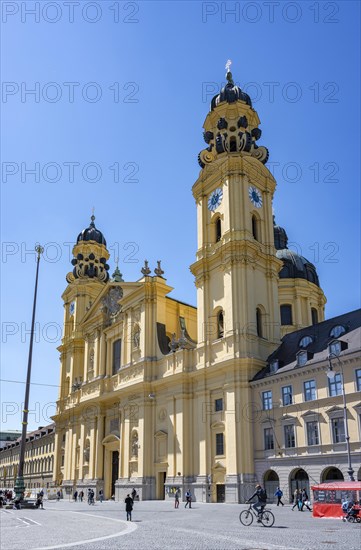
top-left (14, 245), bottom-right (44, 502)
top-left (326, 340), bottom-right (355, 482)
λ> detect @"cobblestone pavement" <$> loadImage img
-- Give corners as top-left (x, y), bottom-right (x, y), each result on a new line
top-left (1, 500), bottom-right (360, 550)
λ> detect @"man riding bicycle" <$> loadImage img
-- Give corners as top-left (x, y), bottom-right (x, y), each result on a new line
top-left (247, 484), bottom-right (267, 522)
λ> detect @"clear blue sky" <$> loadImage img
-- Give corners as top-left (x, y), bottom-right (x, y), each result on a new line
top-left (1, 1), bottom-right (360, 430)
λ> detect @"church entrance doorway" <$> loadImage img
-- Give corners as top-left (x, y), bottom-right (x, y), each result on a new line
top-left (216, 484), bottom-right (225, 502)
top-left (157, 471), bottom-right (166, 500)
top-left (111, 451), bottom-right (119, 498)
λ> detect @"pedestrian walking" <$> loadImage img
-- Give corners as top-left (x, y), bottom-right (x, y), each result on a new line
top-left (131, 488), bottom-right (137, 502)
top-left (125, 494), bottom-right (133, 521)
top-left (79, 490), bottom-right (84, 502)
top-left (88, 489), bottom-right (95, 505)
top-left (274, 487), bottom-right (284, 506)
top-left (292, 489), bottom-right (300, 510)
top-left (185, 490), bottom-right (192, 508)
top-left (56, 490), bottom-right (61, 501)
top-left (73, 490), bottom-right (78, 502)
top-left (174, 488), bottom-right (180, 509)
top-left (99, 489), bottom-right (104, 503)
top-left (300, 488), bottom-right (312, 511)
top-left (36, 492), bottom-right (44, 509)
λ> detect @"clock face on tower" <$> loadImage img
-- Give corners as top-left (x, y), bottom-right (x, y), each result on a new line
top-left (208, 188), bottom-right (223, 211)
top-left (248, 186), bottom-right (263, 208)
top-left (69, 301), bottom-right (75, 315)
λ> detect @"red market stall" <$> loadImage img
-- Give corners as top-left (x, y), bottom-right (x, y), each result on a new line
top-left (311, 481), bottom-right (361, 518)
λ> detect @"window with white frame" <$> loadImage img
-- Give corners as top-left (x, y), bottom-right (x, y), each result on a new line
top-left (304, 380), bottom-right (316, 401)
top-left (262, 390), bottom-right (272, 410)
top-left (331, 418), bottom-right (345, 443)
top-left (328, 372), bottom-right (342, 396)
top-left (282, 385), bottom-right (293, 406)
top-left (284, 424), bottom-right (295, 448)
top-left (264, 428), bottom-right (274, 450)
top-left (306, 421), bottom-right (319, 445)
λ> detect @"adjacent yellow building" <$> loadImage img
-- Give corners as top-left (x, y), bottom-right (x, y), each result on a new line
top-left (0, 424), bottom-right (55, 491)
top-left (4, 67), bottom-right (357, 503)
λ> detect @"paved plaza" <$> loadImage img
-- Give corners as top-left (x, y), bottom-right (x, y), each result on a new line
top-left (1, 499), bottom-right (360, 550)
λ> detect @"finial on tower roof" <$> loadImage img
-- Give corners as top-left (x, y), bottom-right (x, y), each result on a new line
top-left (225, 59), bottom-right (234, 84)
top-left (90, 207), bottom-right (95, 226)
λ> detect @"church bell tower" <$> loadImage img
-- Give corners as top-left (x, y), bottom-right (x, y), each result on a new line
top-left (191, 64), bottom-right (282, 364)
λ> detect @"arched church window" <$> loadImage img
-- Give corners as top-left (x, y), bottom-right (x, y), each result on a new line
top-left (216, 217), bottom-right (222, 242)
top-left (217, 311), bottom-right (224, 339)
top-left (311, 308), bottom-right (318, 325)
top-left (252, 215), bottom-right (260, 241)
top-left (256, 308), bottom-right (263, 338)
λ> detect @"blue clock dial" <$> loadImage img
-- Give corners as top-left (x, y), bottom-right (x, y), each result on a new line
top-left (208, 188), bottom-right (223, 211)
top-left (248, 186), bottom-right (263, 208)
top-left (69, 301), bottom-right (75, 315)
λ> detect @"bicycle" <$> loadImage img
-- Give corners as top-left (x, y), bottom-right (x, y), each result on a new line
top-left (239, 503), bottom-right (275, 527)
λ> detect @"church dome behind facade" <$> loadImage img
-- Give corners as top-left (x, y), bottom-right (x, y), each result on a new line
top-left (274, 221), bottom-right (320, 287)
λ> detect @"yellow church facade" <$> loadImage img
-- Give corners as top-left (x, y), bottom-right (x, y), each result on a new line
top-left (51, 68), bottom-right (360, 503)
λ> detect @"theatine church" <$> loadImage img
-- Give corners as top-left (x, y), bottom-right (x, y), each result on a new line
top-left (50, 68), bottom-right (361, 503)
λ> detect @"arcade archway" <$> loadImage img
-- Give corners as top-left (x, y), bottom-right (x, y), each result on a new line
top-left (290, 468), bottom-right (310, 500)
top-left (321, 467), bottom-right (344, 482)
top-left (263, 470), bottom-right (279, 503)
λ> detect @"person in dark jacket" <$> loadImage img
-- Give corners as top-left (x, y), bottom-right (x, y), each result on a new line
top-left (125, 494), bottom-right (133, 521)
top-left (300, 488), bottom-right (312, 511)
top-left (247, 484), bottom-right (267, 522)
